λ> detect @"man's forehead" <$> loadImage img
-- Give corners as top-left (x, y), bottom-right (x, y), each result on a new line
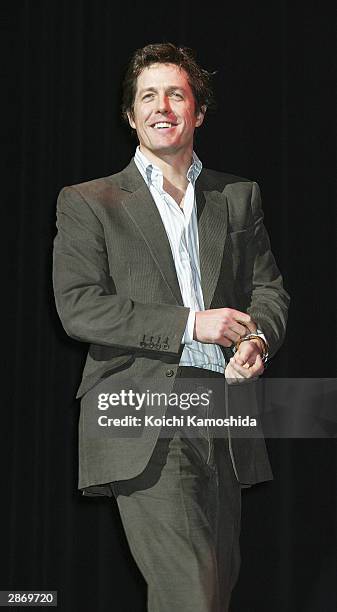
top-left (136, 63), bottom-right (189, 89)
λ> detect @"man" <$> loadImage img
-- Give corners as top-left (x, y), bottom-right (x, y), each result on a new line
top-left (53, 43), bottom-right (289, 611)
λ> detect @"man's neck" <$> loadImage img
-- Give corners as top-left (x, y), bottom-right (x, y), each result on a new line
top-left (139, 145), bottom-right (192, 192)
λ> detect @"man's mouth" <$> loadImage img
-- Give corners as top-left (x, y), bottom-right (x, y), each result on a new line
top-left (151, 122), bottom-right (177, 129)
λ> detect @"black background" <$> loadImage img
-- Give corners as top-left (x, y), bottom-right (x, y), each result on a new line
top-left (3, 1), bottom-right (336, 610)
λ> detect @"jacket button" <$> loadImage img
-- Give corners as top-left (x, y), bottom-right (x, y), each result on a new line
top-left (165, 369), bottom-right (175, 377)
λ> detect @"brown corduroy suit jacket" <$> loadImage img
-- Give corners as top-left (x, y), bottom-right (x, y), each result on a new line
top-left (53, 159), bottom-right (290, 495)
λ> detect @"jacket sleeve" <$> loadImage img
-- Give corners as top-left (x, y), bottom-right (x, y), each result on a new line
top-left (52, 186), bottom-right (189, 355)
top-left (246, 182), bottom-right (290, 358)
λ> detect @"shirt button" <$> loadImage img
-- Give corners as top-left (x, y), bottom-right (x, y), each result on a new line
top-left (165, 369), bottom-right (175, 377)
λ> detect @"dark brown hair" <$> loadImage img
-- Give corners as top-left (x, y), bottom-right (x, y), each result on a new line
top-left (121, 42), bottom-right (216, 122)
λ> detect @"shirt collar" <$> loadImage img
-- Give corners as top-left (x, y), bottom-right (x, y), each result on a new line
top-left (134, 146), bottom-right (202, 189)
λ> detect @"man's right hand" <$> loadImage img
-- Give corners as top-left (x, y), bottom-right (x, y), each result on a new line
top-left (194, 308), bottom-right (256, 347)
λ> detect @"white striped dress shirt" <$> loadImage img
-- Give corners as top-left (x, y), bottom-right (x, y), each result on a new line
top-left (134, 146), bottom-right (226, 373)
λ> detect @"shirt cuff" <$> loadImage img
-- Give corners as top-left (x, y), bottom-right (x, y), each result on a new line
top-left (255, 328), bottom-right (269, 361)
top-left (181, 310), bottom-right (195, 344)
top-left (256, 328), bottom-right (268, 346)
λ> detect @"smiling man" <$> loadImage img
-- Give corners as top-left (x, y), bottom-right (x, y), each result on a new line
top-left (53, 43), bottom-right (289, 611)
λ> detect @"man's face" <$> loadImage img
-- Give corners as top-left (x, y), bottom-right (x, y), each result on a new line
top-left (127, 63), bottom-right (205, 159)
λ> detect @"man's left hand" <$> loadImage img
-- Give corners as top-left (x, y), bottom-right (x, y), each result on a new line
top-left (225, 339), bottom-right (264, 384)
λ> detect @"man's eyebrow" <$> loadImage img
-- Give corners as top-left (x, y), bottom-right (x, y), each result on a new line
top-left (138, 87), bottom-right (157, 94)
top-left (138, 86), bottom-right (186, 94)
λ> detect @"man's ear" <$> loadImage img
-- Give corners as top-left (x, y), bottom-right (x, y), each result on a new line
top-left (127, 111), bottom-right (136, 129)
top-left (195, 105), bottom-right (207, 128)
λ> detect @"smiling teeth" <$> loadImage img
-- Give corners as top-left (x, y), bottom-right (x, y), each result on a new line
top-left (154, 122), bottom-right (173, 128)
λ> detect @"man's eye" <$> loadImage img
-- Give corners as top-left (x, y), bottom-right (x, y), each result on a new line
top-left (170, 92), bottom-right (183, 99)
top-left (142, 93), bottom-right (154, 101)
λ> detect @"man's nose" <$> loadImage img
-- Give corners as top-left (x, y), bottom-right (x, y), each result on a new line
top-left (156, 94), bottom-right (170, 114)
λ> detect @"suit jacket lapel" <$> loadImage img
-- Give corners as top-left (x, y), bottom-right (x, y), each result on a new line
top-left (196, 172), bottom-right (229, 309)
top-left (117, 161), bottom-right (184, 305)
